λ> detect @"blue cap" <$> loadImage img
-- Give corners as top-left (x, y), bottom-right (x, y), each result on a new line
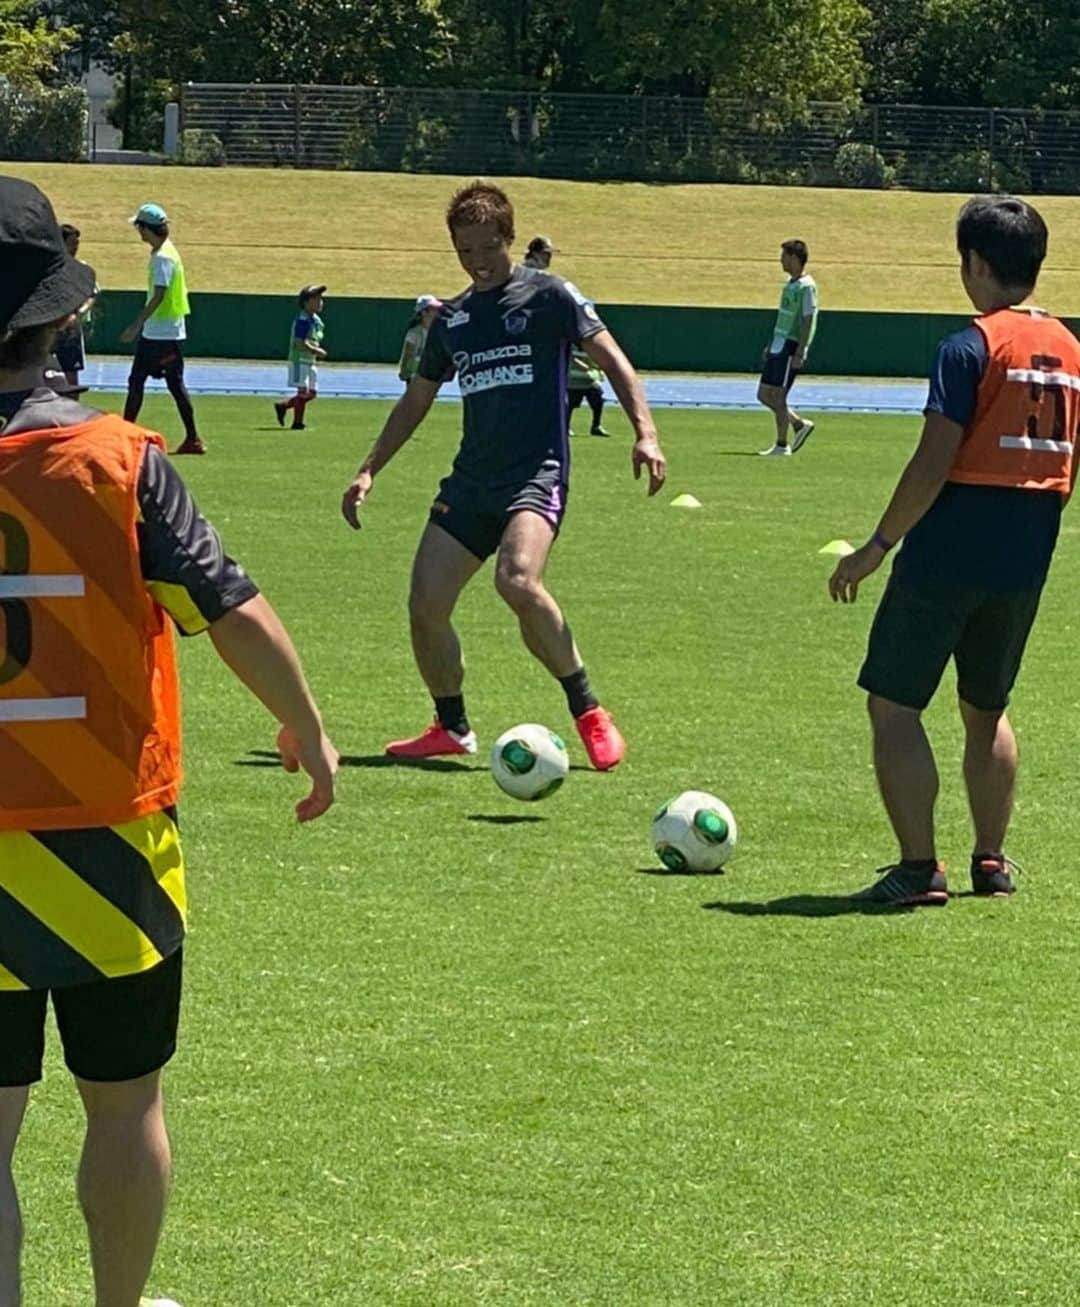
top-left (130, 202), bottom-right (168, 228)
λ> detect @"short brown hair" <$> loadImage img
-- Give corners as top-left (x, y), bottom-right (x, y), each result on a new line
top-left (781, 239), bottom-right (808, 266)
top-left (446, 181), bottom-right (515, 241)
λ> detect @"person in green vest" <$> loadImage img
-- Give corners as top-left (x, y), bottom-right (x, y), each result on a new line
top-left (121, 203), bottom-right (205, 455)
top-left (567, 345), bottom-right (609, 436)
top-left (757, 238), bottom-right (818, 457)
top-left (275, 284), bottom-right (328, 430)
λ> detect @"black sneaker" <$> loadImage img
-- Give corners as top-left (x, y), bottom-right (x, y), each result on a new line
top-left (791, 419), bottom-right (816, 452)
top-left (291, 422), bottom-right (306, 431)
top-left (851, 862), bottom-right (949, 906)
top-left (970, 853), bottom-right (1020, 897)
top-left (274, 402), bottom-right (287, 427)
top-left (590, 425), bottom-right (610, 437)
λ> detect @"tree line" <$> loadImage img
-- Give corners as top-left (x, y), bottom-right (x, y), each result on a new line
top-left (7, 0), bottom-right (1080, 150)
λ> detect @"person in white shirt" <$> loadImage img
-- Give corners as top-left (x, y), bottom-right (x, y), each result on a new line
top-left (120, 203), bottom-right (204, 455)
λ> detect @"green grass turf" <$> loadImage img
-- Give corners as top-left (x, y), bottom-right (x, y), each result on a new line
top-left (16, 394), bottom-right (1080, 1304)
top-left (9, 161), bottom-right (1080, 313)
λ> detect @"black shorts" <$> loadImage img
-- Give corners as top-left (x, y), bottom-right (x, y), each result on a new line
top-left (0, 947), bottom-right (183, 1087)
top-left (130, 336), bottom-right (186, 383)
top-left (429, 460), bottom-right (568, 561)
top-left (568, 384), bottom-right (602, 410)
top-left (54, 331), bottom-right (85, 374)
top-left (760, 339), bottom-right (800, 391)
top-left (858, 571), bottom-right (1043, 711)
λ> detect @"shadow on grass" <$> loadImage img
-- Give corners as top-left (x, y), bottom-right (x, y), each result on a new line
top-left (467, 814), bottom-right (545, 825)
top-left (716, 451), bottom-right (767, 457)
top-left (704, 895), bottom-right (922, 917)
top-left (635, 866), bottom-right (725, 878)
top-left (236, 749), bottom-right (482, 773)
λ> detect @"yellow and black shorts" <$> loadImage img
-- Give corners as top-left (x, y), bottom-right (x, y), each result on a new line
top-left (0, 808), bottom-right (186, 1085)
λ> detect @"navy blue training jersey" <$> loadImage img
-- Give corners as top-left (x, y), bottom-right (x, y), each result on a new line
top-left (417, 265), bottom-right (605, 489)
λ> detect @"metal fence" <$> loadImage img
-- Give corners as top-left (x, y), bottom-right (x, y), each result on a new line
top-left (180, 84), bottom-right (1080, 193)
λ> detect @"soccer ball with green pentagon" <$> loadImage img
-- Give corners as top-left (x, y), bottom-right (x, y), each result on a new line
top-left (651, 791), bottom-right (737, 872)
top-left (490, 723), bottom-right (570, 801)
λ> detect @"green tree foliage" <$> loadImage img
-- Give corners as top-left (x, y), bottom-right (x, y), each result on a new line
top-left (64, 0), bottom-right (453, 86)
top-left (0, 0), bottom-right (77, 87)
top-left (862, 0), bottom-right (1080, 108)
top-left (595, 0), bottom-right (869, 106)
top-left (59, 0), bottom-right (1080, 119)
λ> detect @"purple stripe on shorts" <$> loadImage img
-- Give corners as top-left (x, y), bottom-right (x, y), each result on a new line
top-left (544, 481), bottom-right (564, 524)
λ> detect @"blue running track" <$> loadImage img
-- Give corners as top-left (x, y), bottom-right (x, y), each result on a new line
top-left (81, 358), bottom-right (926, 415)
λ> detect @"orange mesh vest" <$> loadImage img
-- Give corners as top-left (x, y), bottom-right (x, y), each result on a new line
top-left (0, 415), bottom-right (181, 830)
top-left (950, 307), bottom-right (1080, 493)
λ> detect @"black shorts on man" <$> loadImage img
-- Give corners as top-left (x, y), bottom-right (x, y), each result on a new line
top-left (0, 946), bottom-right (182, 1086)
top-left (430, 459), bottom-right (567, 561)
top-left (130, 336), bottom-right (186, 382)
top-left (54, 329), bottom-right (85, 374)
top-left (760, 338), bottom-right (799, 390)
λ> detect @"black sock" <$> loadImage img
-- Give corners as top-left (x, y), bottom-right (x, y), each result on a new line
top-left (434, 695), bottom-right (469, 734)
top-left (559, 667), bottom-right (598, 718)
top-left (900, 858), bottom-right (937, 871)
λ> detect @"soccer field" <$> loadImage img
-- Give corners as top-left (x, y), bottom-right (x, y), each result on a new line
top-left (9, 161), bottom-right (1080, 314)
top-left (18, 394), bottom-right (1080, 1305)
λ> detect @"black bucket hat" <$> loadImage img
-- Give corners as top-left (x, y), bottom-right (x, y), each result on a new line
top-left (0, 176), bottom-right (96, 334)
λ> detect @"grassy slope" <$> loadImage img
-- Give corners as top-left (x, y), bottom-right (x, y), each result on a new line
top-left (15, 395), bottom-right (1080, 1304)
top-left (8, 162), bottom-right (1080, 313)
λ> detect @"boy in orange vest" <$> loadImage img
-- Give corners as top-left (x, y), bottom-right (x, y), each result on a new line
top-left (0, 176), bottom-right (338, 1307)
top-left (829, 195), bottom-right (1080, 906)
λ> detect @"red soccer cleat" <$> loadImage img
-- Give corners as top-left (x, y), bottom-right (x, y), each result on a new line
top-left (385, 721), bottom-right (477, 758)
top-left (574, 705), bottom-right (625, 771)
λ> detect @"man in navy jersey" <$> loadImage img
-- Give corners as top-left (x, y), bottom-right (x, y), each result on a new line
top-left (341, 181), bottom-right (666, 769)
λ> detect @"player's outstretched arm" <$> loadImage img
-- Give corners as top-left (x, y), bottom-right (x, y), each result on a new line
top-left (582, 329), bottom-right (667, 495)
top-left (208, 594), bottom-right (338, 822)
top-left (341, 377), bottom-right (440, 529)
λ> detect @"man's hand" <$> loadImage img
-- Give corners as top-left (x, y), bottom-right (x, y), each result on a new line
top-left (632, 434), bottom-right (667, 496)
top-left (341, 469), bottom-right (373, 529)
top-left (277, 725), bottom-right (338, 823)
top-left (793, 348), bottom-right (806, 370)
top-left (120, 324), bottom-right (138, 344)
top-left (829, 541), bottom-right (887, 604)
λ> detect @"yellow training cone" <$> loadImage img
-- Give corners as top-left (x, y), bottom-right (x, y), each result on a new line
top-left (818, 539), bottom-right (856, 556)
top-left (670, 493), bottom-right (702, 509)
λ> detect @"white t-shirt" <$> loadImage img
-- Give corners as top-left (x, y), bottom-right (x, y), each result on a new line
top-left (142, 249), bottom-right (186, 341)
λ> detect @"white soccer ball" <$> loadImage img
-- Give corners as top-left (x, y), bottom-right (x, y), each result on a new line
top-left (651, 790), bottom-right (737, 872)
top-left (490, 723), bottom-right (570, 801)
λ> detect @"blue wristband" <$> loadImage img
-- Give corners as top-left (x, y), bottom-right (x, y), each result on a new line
top-left (871, 530), bottom-right (893, 552)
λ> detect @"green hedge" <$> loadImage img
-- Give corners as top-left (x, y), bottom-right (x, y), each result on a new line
top-left (85, 291), bottom-right (1078, 379)
top-left (0, 84), bottom-right (86, 162)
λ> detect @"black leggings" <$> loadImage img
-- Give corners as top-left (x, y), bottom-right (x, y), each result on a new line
top-left (568, 383), bottom-right (604, 429)
top-left (124, 340), bottom-right (199, 442)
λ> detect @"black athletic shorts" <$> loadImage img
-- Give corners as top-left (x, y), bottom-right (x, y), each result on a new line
top-left (429, 459), bottom-right (568, 561)
top-left (54, 331), bottom-right (85, 374)
top-left (568, 383), bottom-right (603, 410)
top-left (130, 336), bottom-right (186, 383)
top-left (760, 339), bottom-right (800, 391)
top-left (858, 571), bottom-right (1044, 711)
top-left (0, 947), bottom-right (183, 1087)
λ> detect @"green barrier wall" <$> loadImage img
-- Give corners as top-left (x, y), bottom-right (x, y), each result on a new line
top-left (87, 292), bottom-right (1079, 380)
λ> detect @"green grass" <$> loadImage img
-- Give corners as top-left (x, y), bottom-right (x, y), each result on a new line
top-left (10, 161), bottom-right (1080, 313)
top-left (16, 394), bottom-right (1080, 1305)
